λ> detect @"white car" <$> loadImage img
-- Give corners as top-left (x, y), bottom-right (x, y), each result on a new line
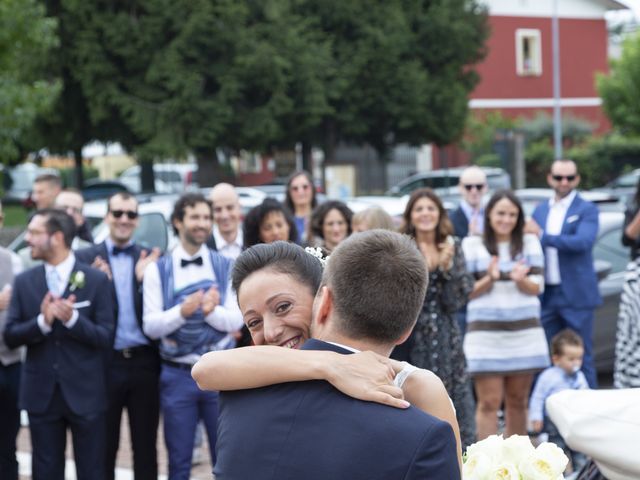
top-left (119, 163), bottom-right (198, 194)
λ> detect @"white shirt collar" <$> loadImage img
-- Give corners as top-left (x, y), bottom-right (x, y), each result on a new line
top-left (213, 225), bottom-right (243, 250)
top-left (44, 252), bottom-right (76, 284)
top-left (549, 190), bottom-right (577, 209)
top-left (325, 341), bottom-right (360, 353)
top-left (175, 243), bottom-right (208, 260)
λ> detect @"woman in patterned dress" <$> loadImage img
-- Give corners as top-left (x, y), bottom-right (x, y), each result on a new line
top-left (615, 178), bottom-right (640, 388)
top-left (391, 188), bottom-right (476, 449)
top-left (462, 190), bottom-right (549, 440)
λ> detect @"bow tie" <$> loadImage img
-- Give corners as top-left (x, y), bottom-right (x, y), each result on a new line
top-left (181, 256), bottom-right (203, 268)
top-left (112, 245), bottom-right (135, 256)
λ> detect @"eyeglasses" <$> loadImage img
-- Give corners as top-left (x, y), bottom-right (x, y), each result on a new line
top-left (551, 175), bottom-right (576, 182)
top-left (291, 184), bottom-right (310, 192)
top-left (110, 210), bottom-right (138, 219)
top-left (463, 184), bottom-right (485, 191)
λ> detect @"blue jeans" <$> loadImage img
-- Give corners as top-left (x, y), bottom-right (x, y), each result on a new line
top-left (0, 362), bottom-right (21, 480)
top-left (160, 363), bottom-right (219, 480)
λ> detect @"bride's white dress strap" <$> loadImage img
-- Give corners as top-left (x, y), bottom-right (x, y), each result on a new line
top-left (393, 362), bottom-right (419, 388)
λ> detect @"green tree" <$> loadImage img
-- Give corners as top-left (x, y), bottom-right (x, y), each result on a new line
top-left (598, 31), bottom-right (640, 135)
top-left (0, 0), bottom-right (60, 162)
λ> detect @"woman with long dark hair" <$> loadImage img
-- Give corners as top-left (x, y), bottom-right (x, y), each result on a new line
top-left (462, 189), bottom-right (549, 439)
top-left (308, 200), bottom-right (353, 253)
top-left (615, 176), bottom-right (640, 388)
top-left (392, 188), bottom-right (476, 448)
top-left (243, 198), bottom-right (298, 248)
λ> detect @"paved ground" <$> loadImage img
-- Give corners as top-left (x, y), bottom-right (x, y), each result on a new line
top-left (17, 411), bottom-right (214, 479)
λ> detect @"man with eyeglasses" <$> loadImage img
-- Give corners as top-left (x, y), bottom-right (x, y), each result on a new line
top-left (75, 192), bottom-right (161, 480)
top-left (526, 159), bottom-right (601, 388)
top-left (0, 200), bottom-right (24, 480)
top-left (18, 189), bottom-right (93, 269)
top-left (450, 166), bottom-right (488, 238)
top-left (4, 208), bottom-right (115, 480)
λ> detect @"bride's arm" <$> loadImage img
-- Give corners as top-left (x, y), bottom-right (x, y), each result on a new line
top-left (397, 366), bottom-right (463, 470)
top-left (192, 346), bottom-right (409, 408)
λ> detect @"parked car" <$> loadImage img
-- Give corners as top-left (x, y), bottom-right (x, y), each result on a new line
top-left (592, 211), bottom-right (629, 375)
top-left (119, 163), bottom-right (198, 194)
top-left (386, 167), bottom-right (511, 197)
top-left (594, 168), bottom-right (640, 207)
top-left (2, 163), bottom-right (58, 205)
top-left (81, 179), bottom-right (129, 202)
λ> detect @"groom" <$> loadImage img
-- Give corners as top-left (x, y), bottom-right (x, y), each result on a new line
top-left (213, 230), bottom-right (459, 479)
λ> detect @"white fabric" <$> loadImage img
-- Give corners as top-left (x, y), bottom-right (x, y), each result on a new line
top-left (142, 243), bottom-right (242, 342)
top-left (212, 225), bottom-right (243, 260)
top-left (393, 362), bottom-right (419, 389)
top-left (544, 190), bottom-right (576, 285)
top-left (546, 388), bottom-right (640, 480)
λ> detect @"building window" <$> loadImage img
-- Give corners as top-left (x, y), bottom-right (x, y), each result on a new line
top-left (516, 29), bottom-right (542, 76)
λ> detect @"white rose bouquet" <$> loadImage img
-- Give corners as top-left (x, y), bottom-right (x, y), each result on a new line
top-left (463, 434), bottom-right (568, 480)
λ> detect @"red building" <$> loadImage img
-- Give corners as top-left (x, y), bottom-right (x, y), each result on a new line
top-left (470, 0), bottom-right (626, 132)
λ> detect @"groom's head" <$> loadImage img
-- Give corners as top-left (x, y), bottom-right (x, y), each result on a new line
top-left (311, 230), bottom-right (427, 355)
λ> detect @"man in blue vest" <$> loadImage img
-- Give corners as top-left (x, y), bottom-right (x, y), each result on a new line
top-left (142, 192), bottom-right (243, 480)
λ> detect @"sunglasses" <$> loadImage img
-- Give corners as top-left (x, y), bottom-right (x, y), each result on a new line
top-left (110, 210), bottom-right (138, 219)
top-left (463, 184), bottom-right (485, 191)
top-left (551, 175), bottom-right (576, 182)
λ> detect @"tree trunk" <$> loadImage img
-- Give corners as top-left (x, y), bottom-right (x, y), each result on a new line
top-left (140, 160), bottom-right (155, 193)
top-left (301, 141), bottom-right (313, 173)
top-left (196, 149), bottom-right (229, 188)
top-left (74, 147), bottom-right (84, 189)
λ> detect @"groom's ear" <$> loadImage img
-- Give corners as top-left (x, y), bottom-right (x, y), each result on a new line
top-left (314, 286), bottom-right (332, 327)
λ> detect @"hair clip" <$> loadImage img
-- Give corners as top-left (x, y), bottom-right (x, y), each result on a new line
top-left (305, 246), bottom-right (328, 267)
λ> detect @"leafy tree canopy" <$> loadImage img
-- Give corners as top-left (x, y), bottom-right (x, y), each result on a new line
top-left (0, 0), bottom-right (60, 162)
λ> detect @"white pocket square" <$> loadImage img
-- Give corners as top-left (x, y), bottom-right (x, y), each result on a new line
top-left (72, 300), bottom-right (91, 309)
top-left (567, 215), bottom-right (580, 224)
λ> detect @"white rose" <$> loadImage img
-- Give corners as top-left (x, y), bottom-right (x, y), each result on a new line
top-left (535, 442), bottom-right (569, 474)
top-left (466, 434), bottom-right (504, 463)
top-left (489, 463), bottom-right (520, 480)
top-left (502, 434), bottom-right (535, 466)
top-left (519, 455), bottom-right (557, 480)
top-left (75, 271), bottom-right (85, 283)
top-left (463, 452), bottom-right (492, 480)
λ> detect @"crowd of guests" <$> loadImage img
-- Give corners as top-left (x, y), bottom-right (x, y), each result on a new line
top-left (0, 159), bottom-right (638, 479)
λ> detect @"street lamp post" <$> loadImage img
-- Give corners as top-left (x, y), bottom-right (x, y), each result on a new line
top-left (552, 0), bottom-right (563, 160)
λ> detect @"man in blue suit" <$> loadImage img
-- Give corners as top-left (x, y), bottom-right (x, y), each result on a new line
top-left (3, 209), bottom-right (115, 480)
top-left (212, 231), bottom-right (460, 479)
top-left (75, 192), bottom-right (161, 480)
top-left (528, 159), bottom-right (601, 387)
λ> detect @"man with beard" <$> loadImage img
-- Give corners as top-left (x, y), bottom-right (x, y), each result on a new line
top-left (526, 159), bottom-right (601, 388)
top-left (3, 209), bottom-right (114, 480)
top-left (142, 192), bottom-right (242, 479)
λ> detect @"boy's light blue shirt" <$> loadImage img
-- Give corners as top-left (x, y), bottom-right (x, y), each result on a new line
top-left (529, 365), bottom-right (589, 422)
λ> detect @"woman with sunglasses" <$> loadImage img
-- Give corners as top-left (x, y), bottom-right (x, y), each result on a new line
top-left (284, 171), bottom-right (317, 245)
top-left (462, 189), bottom-right (549, 440)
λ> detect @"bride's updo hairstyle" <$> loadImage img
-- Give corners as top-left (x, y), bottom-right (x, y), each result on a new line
top-left (232, 241), bottom-right (323, 297)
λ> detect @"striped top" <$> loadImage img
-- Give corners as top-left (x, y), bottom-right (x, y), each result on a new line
top-left (461, 234), bottom-right (550, 375)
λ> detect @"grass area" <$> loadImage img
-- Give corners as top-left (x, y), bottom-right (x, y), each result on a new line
top-left (2, 204), bottom-right (29, 227)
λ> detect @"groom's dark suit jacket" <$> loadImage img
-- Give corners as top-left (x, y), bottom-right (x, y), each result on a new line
top-left (215, 339), bottom-right (460, 480)
top-left (3, 260), bottom-right (115, 415)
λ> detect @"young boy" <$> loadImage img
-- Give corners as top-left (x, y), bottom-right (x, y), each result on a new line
top-left (530, 329), bottom-right (589, 471)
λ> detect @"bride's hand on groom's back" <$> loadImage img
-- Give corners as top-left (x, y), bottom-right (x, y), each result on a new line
top-left (325, 351), bottom-right (410, 409)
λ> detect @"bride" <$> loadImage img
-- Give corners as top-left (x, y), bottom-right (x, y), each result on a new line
top-left (192, 240), bottom-right (462, 467)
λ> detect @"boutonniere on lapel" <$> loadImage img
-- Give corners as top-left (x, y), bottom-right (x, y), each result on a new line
top-left (69, 271), bottom-right (86, 292)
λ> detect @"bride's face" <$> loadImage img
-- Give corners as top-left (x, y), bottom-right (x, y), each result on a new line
top-left (238, 269), bottom-right (314, 349)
